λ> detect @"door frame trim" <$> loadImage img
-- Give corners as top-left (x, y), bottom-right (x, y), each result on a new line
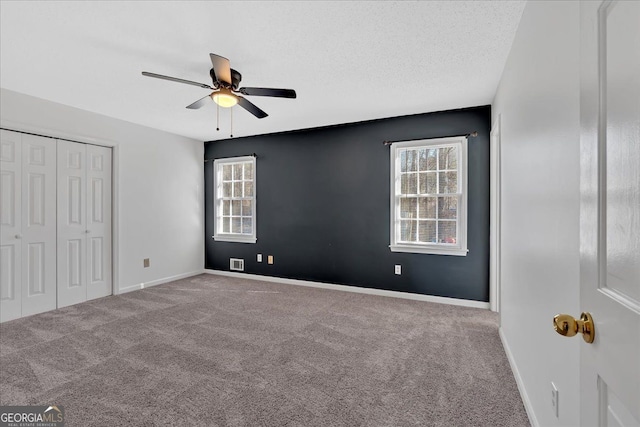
top-left (0, 119), bottom-right (119, 298)
top-left (490, 114), bottom-right (502, 313)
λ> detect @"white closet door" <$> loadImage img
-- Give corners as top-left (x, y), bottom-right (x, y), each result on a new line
top-left (57, 140), bottom-right (87, 308)
top-left (20, 134), bottom-right (57, 317)
top-left (1, 130), bottom-right (23, 322)
top-left (86, 144), bottom-right (112, 300)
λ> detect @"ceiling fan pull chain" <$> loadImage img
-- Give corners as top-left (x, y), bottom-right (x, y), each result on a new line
top-left (230, 106), bottom-right (233, 138)
top-left (216, 102), bottom-right (220, 131)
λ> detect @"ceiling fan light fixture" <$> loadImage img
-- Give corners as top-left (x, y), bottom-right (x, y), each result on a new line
top-left (212, 89), bottom-right (238, 108)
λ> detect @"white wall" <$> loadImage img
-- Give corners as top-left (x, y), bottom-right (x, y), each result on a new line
top-left (1, 88), bottom-right (204, 293)
top-left (492, 2), bottom-right (581, 426)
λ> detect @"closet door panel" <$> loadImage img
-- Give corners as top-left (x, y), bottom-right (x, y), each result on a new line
top-left (21, 134), bottom-right (57, 316)
top-left (0, 130), bottom-right (22, 322)
top-left (86, 145), bottom-right (112, 300)
top-left (57, 140), bottom-right (87, 308)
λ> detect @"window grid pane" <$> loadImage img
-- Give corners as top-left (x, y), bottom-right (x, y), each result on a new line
top-left (218, 160), bottom-right (255, 236)
top-left (401, 147), bottom-right (458, 197)
top-left (395, 142), bottom-right (462, 247)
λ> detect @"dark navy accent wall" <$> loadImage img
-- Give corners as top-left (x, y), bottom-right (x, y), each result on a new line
top-left (204, 105), bottom-right (491, 301)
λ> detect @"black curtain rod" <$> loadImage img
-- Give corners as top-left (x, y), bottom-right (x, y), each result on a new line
top-left (204, 153), bottom-right (257, 162)
top-left (383, 131), bottom-right (478, 146)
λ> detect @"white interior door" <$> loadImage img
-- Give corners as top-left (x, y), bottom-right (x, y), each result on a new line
top-left (20, 134), bottom-right (57, 317)
top-left (580, 1), bottom-right (640, 425)
top-left (1, 130), bottom-right (23, 322)
top-left (86, 144), bottom-right (112, 300)
top-left (57, 140), bottom-right (87, 308)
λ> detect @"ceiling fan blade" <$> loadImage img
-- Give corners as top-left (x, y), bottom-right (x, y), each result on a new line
top-left (186, 94), bottom-right (212, 109)
top-left (237, 96), bottom-right (268, 119)
top-left (141, 71), bottom-right (213, 89)
top-left (209, 54), bottom-right (232, 85)
top-left (238, 87), bottom-right (297, 98)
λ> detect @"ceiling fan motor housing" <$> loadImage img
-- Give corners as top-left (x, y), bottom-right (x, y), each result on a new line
top-left (210, 68), bottom-right (242, 90)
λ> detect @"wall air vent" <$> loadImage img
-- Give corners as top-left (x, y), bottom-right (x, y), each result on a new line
top-left (230, 258), bottom-right (244, 271)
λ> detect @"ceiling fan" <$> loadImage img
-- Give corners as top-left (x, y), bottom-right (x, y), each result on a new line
top-left (142, 53), bottom-right (296, 119)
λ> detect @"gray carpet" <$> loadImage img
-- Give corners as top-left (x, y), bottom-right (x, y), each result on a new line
top-left (0, 274), bottom-right (529, 426)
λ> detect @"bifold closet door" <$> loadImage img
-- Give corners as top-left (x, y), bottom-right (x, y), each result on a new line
top-left (57, 140), bottom-right (112, 308)
top-left (21, 134), bottom-right (57, 316)
top-left (1, 130), bottom-right (57, 322)
top-left (57, 140), bottom-right (87, 307)
top-left (85, 144), bottom-right (112, 301)
top-left (1, 130), bottom-right (23, 322)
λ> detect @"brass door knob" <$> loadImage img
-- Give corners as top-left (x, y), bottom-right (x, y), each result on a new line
top-left (553, 312), bottom-right (595, 344)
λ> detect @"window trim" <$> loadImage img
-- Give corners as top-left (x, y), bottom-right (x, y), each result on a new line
top-left (389, 136), bottom-right (468, 256)
top-left (213, 156), bottom-right (257, 244)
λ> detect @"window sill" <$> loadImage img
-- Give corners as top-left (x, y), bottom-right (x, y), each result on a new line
top-left (389, 244), bottom-right (468, 256)
top-left (213, 235), bottom-right (257, 244)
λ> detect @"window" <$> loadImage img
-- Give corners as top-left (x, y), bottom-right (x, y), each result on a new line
top-left (213, 156), bottom-right (256, 243)
top-left (390, 136), bottom-right (467, 256)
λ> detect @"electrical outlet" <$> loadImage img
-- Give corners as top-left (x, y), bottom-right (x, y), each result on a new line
top-left (395, 265), bottom-right (401, 275)
top-left (143, 258), bottom-right (150, 268)
top-left (268, 255), bottom-right (274, 265)
top-left (257, 254), bottom-right (263, 262)
top-left (551, 382), bottom-right (559, 418)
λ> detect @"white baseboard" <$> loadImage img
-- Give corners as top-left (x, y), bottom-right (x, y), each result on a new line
top-left (499, 327), bottom-right (538, 427)
top-left (116, 270), bottom-right (204, 295)
top-left (204, 269), bottom-right (490, 309)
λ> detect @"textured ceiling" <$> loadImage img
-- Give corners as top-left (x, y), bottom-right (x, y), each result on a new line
top-left (0, 1), bottom-right (525, 141)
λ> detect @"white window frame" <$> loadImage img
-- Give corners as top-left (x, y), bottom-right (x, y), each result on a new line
top-left (213, 156), bottom-right (257, 243)
top-left (389, 136), bottom-right (468, 256)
